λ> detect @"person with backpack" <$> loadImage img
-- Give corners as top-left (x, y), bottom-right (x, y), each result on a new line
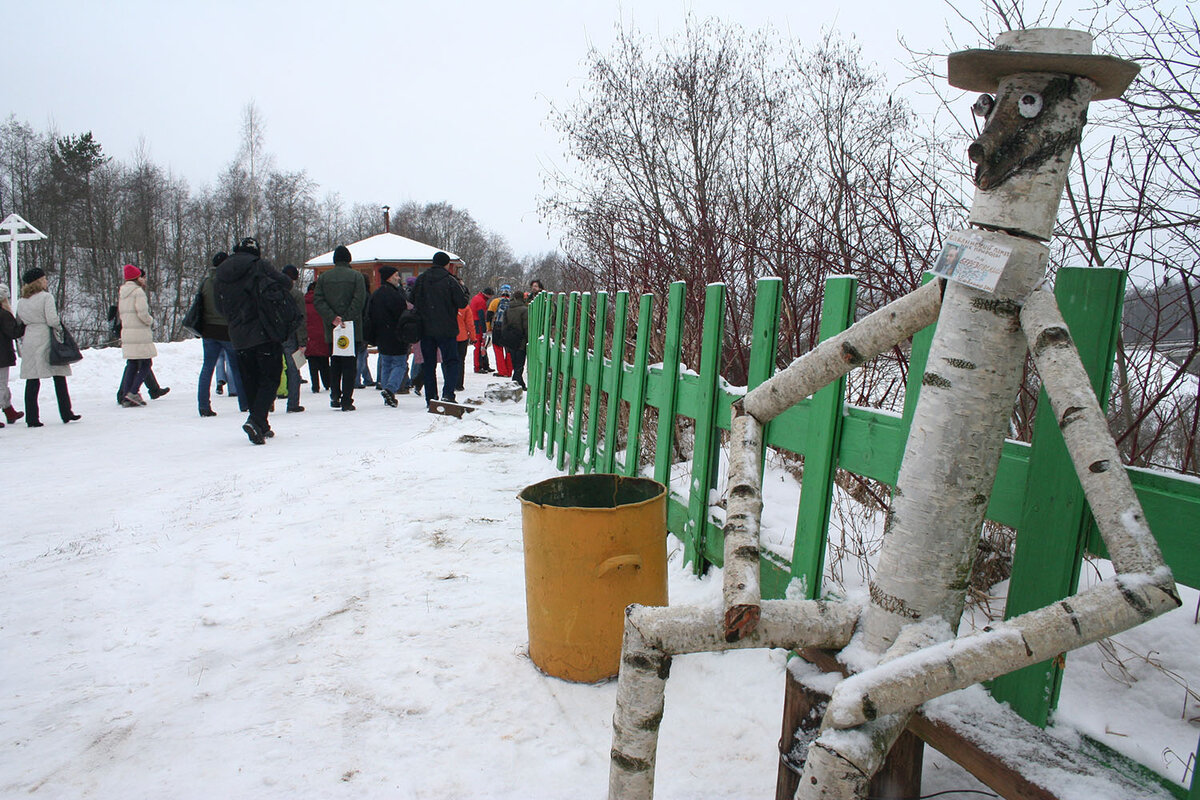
top-left (313, 245), bottom-right (367, 411)
top-left (0, 283), bottom-right (24, 427)
top-left (195, 251), bottom-right (244, 417)
top-left (487, 285), bottom-right (513, 378)
top-left (502, 290), bottom-right (529, 390)
top-left (280, 265), bottom-right (308, 414)
top-left (411, 251), bottom-right (468, 405)
top-left (214, 237), bottom-right (297, 444)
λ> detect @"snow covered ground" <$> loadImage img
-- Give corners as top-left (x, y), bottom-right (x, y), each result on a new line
top-left (1, 340), bottom-right (1196, 798)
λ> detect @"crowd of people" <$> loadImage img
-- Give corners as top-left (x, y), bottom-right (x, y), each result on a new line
top-left (0, 240), bottom-right (542, 446)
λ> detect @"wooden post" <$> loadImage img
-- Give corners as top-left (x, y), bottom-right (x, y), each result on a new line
top-left (601, 291), bottom-right (631, 474)
top-left (991, 267), bottom-right (1126, 724)
top-left (622, 294), bottom-right (654, 478)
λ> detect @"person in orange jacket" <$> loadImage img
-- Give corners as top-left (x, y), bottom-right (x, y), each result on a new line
top-left (468, 287), bottom-right (494, 374)
top-left (456, 290), bottom-right (476, 393)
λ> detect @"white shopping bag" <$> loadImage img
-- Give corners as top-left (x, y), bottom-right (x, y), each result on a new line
top-left (332, 320), bottom-right (355, 356)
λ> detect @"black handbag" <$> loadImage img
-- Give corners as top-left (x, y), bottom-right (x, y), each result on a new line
top-left (49, 324), bottom-right (84, 365)
top-left (181, 289), bottom-right (204, 337)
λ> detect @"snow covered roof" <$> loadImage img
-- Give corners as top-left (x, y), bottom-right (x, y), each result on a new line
top-left (304, 232), bottom-right (461, 267)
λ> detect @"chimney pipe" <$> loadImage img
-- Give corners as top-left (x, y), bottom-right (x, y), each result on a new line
top-left (382, 205), bottom-right (391, 234)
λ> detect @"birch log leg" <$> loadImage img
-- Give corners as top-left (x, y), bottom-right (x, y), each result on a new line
top-left (744, 280), bottom-right (942, 423)
top-left (610, 600), bottom-right (860, 800)
top-left (724, 403), bottom-right (765, 641)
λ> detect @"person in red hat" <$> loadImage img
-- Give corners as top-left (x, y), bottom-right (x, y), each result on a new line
top-left (117, 264), bottom-right (158, 407)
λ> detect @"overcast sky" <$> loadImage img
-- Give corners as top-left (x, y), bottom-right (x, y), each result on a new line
top-left (8, 0), bottom-right (995, 256)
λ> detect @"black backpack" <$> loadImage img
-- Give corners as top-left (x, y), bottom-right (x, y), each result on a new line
top-left (395, 306), bottom-right (424, 348)
top-left (254, 267), bottom-right (303, 343)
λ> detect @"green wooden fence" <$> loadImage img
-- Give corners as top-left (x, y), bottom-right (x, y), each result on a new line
top-left (524, 270), bottom-right (1200, 798)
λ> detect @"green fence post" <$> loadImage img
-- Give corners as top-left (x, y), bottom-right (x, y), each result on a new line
top-left (544, 293), bottom-right (566, 460)
top-left (585, 292), bottom-right (608, 474)
top-left (747, 278), bottom-right (783, 480)
top-left (601, 291), bottom-right (630, 474)
top-left (569, 293), bottom-right (592, 474)
top-left (683, 283), bottom-right (727, 574)
top-left (622, 294), bottom-right (654, 477)
top-left (653, 282), bottom-right (687, 490)
top-left (790, 276), bottom-right (857, 599)
top-left (991, 267), bottom-right (1126, 726)
top-left (901, 274), bottom-right (938, 442)
top-left (556, 293), bottom-right (579, 471)
top-left (527, 293), bottom-right (545, 453)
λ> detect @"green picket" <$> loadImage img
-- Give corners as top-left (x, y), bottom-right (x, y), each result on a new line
top-left (622, 294), bottom-right (654, 477)
top-left (555, 293), bottom-right (578, 471)
top-left (601, 292), bottom-right (630, 474)
top-left (543, 293), bottom-right (566, 461)
top-left (569, 293), bottom-right (592, 474)
top-left (653, 282), bottom-right (687, 488)
top-left (682, 283), bottom-right (726, 573)
top-left (790, 277), bottom-right (857, 599)
top-left (991, 267), bottom-right (1126, 726)
top-left (585, 292), bottom-right (609, 474)
top-left (747, 278), bottom-right (783, 482)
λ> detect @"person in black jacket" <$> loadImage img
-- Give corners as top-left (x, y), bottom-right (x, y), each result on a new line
top-left (0, 283), bottom-right (24, 426)
top-left (213, 237), bottom-right (291, 444)
top-left (367, 266), bottom-right (410, 407)
top-left (411, 251), bottom-right (468, 405)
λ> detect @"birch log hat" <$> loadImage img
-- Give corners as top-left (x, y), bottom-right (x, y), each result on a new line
top-left (948, 29), bottom-right (1139, 101)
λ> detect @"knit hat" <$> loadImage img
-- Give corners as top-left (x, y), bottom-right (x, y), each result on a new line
top-left (483, 287), bottom-right (495, 296)
top-left (405, 276), bottom-right (417, 287)
top-left (379, 266), bottom-right (398, 281)
top-left (500, 284), bottom-right (512, 294)
top-left (432, 251), bottom-right (450, 267)
top-left (124, 264), bottom-right (142, 281)
top-left (234, 237), bottom-right (261, 256)
top-left (282, 264), bottom-right (300, 280)
top-left (333, 245), bottom-right (352, 264)
top-left (212, 251), bottom-right (228, 267)
top-left (22, 267), bottom-right (45, 285)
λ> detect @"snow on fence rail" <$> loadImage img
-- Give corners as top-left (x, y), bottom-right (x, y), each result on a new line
top-left (523, 269), bottom-right (1200, 798)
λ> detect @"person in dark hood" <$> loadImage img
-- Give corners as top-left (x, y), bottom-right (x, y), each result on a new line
top-left (213, 237), bottom-right (292, 444)
top-left (411, 251), bottom-right (468, 405)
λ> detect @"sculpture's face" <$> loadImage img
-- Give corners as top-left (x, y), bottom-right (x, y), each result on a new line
top-left (967, 73), bottom-right (1094, 191)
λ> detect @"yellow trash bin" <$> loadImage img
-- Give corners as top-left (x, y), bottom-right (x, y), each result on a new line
top-left (518, 474), bottom-right (668, 683)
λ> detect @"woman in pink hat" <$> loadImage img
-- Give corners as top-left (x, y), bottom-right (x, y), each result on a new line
top-left (117, 264), bottom-right (158, 407)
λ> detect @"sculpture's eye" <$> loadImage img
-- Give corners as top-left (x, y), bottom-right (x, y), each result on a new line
top-left (1018, 93), bottom-right (1044, 118)
top-left (972, 94), bottom-right (995, 118)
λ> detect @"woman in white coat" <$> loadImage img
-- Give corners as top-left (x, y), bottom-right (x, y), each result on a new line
top-left (118, 264), bottom-right (157, 407)
top-left (16, 268), bottom-right (80, 427)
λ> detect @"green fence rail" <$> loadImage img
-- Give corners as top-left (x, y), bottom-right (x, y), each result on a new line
top-left (524, 270), bottom-right (1200, 798)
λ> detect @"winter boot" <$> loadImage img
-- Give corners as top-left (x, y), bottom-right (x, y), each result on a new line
top-left (3, 406), bottom-right (23, 424)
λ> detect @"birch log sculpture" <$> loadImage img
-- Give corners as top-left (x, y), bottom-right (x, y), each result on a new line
top-left (606, 28), bottom-right (1179, 800)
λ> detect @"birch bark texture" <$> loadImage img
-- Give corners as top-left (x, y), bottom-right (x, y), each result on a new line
top-left (604, 28), bottom-right (1172, 800)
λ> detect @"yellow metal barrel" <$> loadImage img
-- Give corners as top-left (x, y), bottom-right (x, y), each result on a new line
top-left (518, 474), bottom-right (668, 682)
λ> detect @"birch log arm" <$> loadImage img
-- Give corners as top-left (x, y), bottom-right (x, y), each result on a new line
top-left (1021, 288), bottom-right (1182, 577)
top-left (742, 279), bottom-right (943, 423)
top-left (824, 574), bottom-right (1180, 728)
top-left (723, 405), bottom-right (766, 641)
top-left (609, 600), bottom-right (859, 800)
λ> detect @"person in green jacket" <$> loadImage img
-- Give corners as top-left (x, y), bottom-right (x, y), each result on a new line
top-left (313, 245), bottom-right (367, 411)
